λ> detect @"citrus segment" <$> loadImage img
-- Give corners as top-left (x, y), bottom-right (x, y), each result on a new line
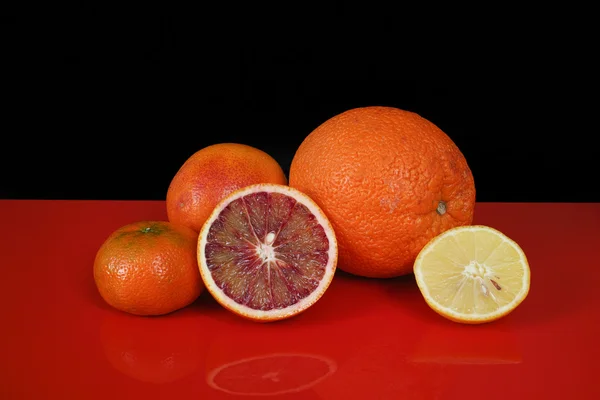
top-left (198, 183), bottom-right (338, 322)
top-left (413, 225), bottom-right (530, 324)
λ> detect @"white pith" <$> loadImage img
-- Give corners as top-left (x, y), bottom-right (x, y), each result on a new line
top-left (256, 231), bottom-right (278, 263)
top-left (198, 183), bottom-right (338, 320)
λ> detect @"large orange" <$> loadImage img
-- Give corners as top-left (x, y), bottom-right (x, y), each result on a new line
top-left (93, 220), bottom-right (204, 315)
top-left (289, 106), bottom-right (475, 278)
top-left (166, 143), bottom-right (288, 233)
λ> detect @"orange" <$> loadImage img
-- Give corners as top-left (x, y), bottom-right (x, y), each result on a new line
top-left (93, 220), bottom-right (204, 316)
top-left (289, 106), bottom-right (475, 278)
top-left (413, 225), bottom-right (530, 324)
top-left (166, 143), bottom-right (288, 233)
top-left (198, 183), bottom-right (338, 322)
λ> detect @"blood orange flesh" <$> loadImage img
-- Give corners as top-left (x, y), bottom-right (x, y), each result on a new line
top-left (198, 183), bottom-right (338, 322)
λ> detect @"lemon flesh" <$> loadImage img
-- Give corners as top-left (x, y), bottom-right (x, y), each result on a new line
top-left (414, 225), bottom-right (530, 324)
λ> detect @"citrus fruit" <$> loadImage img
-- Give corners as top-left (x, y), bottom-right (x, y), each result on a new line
top-left (413, 225), bottom-right (531, 324)
top-left (289, 105), bottom-right (475, 278)
top-left (166, 143), bottom-right (288, 233)
top-left (93, 220), bottom-right (204, 316)
top-left (198, 183), bottom-right (338, 322)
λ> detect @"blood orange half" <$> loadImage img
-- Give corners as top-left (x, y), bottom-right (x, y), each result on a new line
top-left (198, 183), bottom-right (338, 322)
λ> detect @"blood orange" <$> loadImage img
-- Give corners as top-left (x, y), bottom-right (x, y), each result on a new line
top-left (197, 183), bottom-right (338, 322)
top-left (166, 143), bottom-right (287, 233)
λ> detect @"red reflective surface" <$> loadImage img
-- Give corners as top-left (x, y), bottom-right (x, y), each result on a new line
top-left (1, 200), bottom-right (599, 399)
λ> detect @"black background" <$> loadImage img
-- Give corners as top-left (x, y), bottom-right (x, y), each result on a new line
top-left (2, 6), bottom-right (596, 202)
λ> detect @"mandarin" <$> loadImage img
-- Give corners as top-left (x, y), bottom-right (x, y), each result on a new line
top-left (289, 106), bottom-right (475, 278)
top-left (93, 220), bottom-right (204, 316)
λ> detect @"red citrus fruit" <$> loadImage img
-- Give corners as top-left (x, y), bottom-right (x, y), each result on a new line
top-left (166, 143), bottom-right (288, 233)
top-left (198, 183), bottom-right (338, 322)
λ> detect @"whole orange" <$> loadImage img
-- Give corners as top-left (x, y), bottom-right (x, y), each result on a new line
top-left (93, 220), bottom-right (204, 316)
top-left (166, 143), bottom-right (288, 232)
top-left (289, 106), bottom-right (475, 278)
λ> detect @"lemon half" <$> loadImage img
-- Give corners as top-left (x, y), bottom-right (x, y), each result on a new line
top-left (414, 225), bottom-right (530, 324)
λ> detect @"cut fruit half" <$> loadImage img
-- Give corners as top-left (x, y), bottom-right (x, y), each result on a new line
top-left (413, 225), bottom-right (530, 324)
top-left (198, 183), bottom-right (338, 322)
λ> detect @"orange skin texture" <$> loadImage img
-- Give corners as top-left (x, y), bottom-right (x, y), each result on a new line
top-left (289, 106), bottom-right (475, 278)
top-left (93, 220), bottom-right (204, 316)
top-left (166, 143), bottom-right (288, 233)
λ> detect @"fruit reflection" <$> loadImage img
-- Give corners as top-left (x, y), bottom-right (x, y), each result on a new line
top-left (204, 321), bottom-right (348, 397)
top-left (409, 323), bottom-right (522, 365)
top-left (100, 310), bottom-right (206, 384)
top-left (312, 335), bottom-right (447, 399)
top-left (208, 352), bottom-right (335, 396)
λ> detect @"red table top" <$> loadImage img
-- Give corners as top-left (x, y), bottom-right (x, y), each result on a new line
top-left (1, 200), bottom-right (598, 399)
